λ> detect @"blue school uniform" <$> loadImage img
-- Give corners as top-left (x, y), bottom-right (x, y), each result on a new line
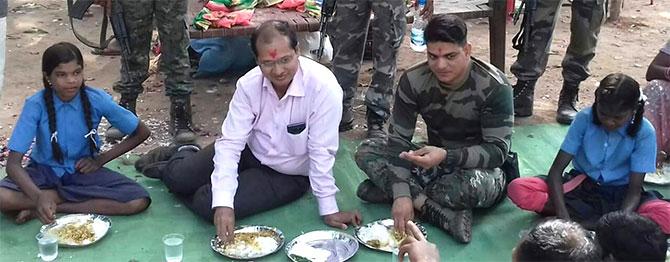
top-left (8, 87), bottom-right (138, 176)
top-left (560, 107), bottom-right (657, 186)
top-left (1, 86), bottom-right (149, 203)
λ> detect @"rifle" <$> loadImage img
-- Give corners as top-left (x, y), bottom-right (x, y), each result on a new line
top-left (316, 0), bottom-right (336, 61)
top-left (511, 0), bottom-right (537, 52)
top-left (67, 0), bottom-right (131, 59)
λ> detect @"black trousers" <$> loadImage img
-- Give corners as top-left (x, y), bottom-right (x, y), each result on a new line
top-left (161, 143), bottom-right (311, 222)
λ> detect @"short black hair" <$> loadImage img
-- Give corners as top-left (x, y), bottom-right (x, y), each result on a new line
top-left (592, 73), bottom-right (644, 137)
top-left (424, 14), bottom-right (468, 46)
top-left (596, 211), bottom-right (667, 261)
top-left (250, 20), bottom-right (298, 57)
top-left (516, 219), bottom-right (602, 262)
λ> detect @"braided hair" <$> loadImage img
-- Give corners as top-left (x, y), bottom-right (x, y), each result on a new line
top-left (592, 73), bottom-right (645, 137)
top-left (42, 42), bottom-right (97, 163)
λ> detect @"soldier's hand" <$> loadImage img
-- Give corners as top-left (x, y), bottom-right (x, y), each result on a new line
top-left (392, 197), bottom-right (414, 234)
top-left (399, 146), bottom-right (447, 169)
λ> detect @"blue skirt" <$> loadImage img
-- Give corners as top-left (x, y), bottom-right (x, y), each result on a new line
top-left (0, 163), bottom-right (150, 203)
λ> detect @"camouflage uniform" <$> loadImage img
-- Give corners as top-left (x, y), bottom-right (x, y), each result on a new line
top-left (510, 0), bottom-right (606, 83)
top-left (329, 0), bottom-right (406, 124)
top-left (355, 58), bottom-right (513, 210)
top-left (510, 0), bottom-right (606, 123)
top-left (107, 0), bottom-right (195, 144)
top-left (113, 0), bottom-right (192, 98)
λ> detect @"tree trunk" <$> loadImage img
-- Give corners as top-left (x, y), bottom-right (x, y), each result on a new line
top-left (607, 0), bottom-right (623, 22)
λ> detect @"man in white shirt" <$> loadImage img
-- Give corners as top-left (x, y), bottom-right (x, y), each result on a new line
top-left (136, 20), bottom-right (361, 241)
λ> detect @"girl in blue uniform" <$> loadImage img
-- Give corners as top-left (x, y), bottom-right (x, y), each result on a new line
top-left (0, 42), bottom-right (151, 224)
top-left (508, 73), bottom-right (670, 234)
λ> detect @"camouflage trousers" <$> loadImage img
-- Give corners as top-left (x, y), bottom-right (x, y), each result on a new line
top-left (113, 0), bottom-right (193, 98)
top-left (510, 0), bottom-right (606, 84)
top-left (329, 0), bottom-right (406, 120)
top-left (355, 138), bottom-right (506, 210)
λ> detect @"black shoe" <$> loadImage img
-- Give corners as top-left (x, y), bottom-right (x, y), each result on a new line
top-left (366, 110), bottom-right (387, 139)
top-left (556, 82), bottom-right (579, 125)
top-left (420, 199), bottom-right (472, 243)
top-left (339, 106), bottom-right (354, 132)
top-left (356, 179), bottom-right (392, 203)
top-left (513, 80), bottom-right (537, 117)
top-left (170, 96), bottom-right (197, 144)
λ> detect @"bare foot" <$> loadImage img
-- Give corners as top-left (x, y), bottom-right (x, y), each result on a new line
top-left (14, 209), bottom-right (36, 224)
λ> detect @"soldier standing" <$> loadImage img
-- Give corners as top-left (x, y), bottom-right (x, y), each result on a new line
top-left (104, 0), bottom-right (196, 144)
top-left (354, 15), bottom-right (513, 243)
top-left (510, 0), bottom-right (607, 124)
top-left (329, 0), bottom-right (407, 138)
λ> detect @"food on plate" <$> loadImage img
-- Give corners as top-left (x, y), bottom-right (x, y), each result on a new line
top-left (51, 219), bottom-right (95, 245)
top-left (288, 242), bottom-right (331, 262)
top-left (220, 230), bottom-right (279, 258)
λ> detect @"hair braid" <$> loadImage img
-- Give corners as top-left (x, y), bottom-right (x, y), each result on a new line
top-left (627, 100), bottom-right (645, 137)
top-left (79, 85), bottom-right (98, 155)
top-left (43, 77), bottom-right (63, 163)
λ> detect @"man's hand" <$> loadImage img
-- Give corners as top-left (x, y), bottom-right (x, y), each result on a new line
top-left (35, 193), bottom-right (56, 224)
top-left (75, 157), bottom-right (103, 174)
top-left (419, 0), bottom-right (434, 20)
top-left (392, 197), bottom-right (414, 233)
top-left (399, 146), bottom-right (447, 169)
top-left (323, 210), bottom-right (362, 230)
top-left (214, 207), bottom-right (235, 242)
top-left (398, 221), bottom-right (440, 262)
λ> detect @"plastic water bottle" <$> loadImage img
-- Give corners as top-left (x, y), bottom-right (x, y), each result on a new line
top-left (410, 0), bottom-right (427, 52)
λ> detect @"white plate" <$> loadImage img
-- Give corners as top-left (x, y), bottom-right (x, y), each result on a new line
top-left (644, 164), bottom-right (670, 185)
top-left (354, 218), bottom-right (427, 252)
top-left (210, 225), bottom-right (284, 260)
top-left (39, 214), bottom-right (111, 247)
top-left (285, 230), bottom-right (359, 262)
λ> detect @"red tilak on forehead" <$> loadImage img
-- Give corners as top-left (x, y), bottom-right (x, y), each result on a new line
top-left (269, 49), bottom-right (278, 59)
top-left (438, 47), bottom-right (443, 53)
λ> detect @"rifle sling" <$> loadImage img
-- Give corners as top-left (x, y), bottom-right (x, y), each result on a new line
top-left (67, 0), bottom-right (114, 50)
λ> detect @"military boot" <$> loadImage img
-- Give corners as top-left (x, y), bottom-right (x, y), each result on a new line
top-left (420, 199), bottom-right (472, 243)
top-left (105, 94), bottom-right (137, 142)
top-left (339, 106), bottom-right (354, 132)
top-left (513, 80), bottom-right (537, 117)
top-left (366, 110), bottom-right (386, 139)
top-left (556, 82), bottom-right (580, 125)
top-left (170, 96), bottom-right (197, 144)
top-left (356, 179), bottom-right (392, 203)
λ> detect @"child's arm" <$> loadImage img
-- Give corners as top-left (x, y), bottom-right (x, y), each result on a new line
top-left (547, 150), bottom-right (574, 219)
top-left (76, 121), bottom-right (151, 173)
top-left (5, 151), bottom-right (57, 223)
top-left (621, 172), bottom-right (644, 212)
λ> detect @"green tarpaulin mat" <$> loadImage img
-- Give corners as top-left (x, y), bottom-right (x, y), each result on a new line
top-left (1, 123), bottom-right (668, 261)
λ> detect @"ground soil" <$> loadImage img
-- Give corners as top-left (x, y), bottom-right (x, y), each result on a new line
top-left (0, 0), bottom-right (668, 156)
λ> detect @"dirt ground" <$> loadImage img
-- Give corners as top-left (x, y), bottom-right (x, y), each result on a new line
top-left (0, 0), bottom-right (668, 156)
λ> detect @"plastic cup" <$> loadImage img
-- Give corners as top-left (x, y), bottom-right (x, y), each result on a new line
top-left (163, 233), bottom-right (184, 262)
top-left (36, 232), bottom-right (58, 262)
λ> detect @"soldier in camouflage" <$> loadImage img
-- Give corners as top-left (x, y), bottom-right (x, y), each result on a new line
top-left (328, 0), bottom-right (407, 138)
top-left (355, 15), bottom-right (513, 243)
top-left (105, 0), bottom-right (196, 144)
top-left (510, 0), bottom-right (606, 124)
